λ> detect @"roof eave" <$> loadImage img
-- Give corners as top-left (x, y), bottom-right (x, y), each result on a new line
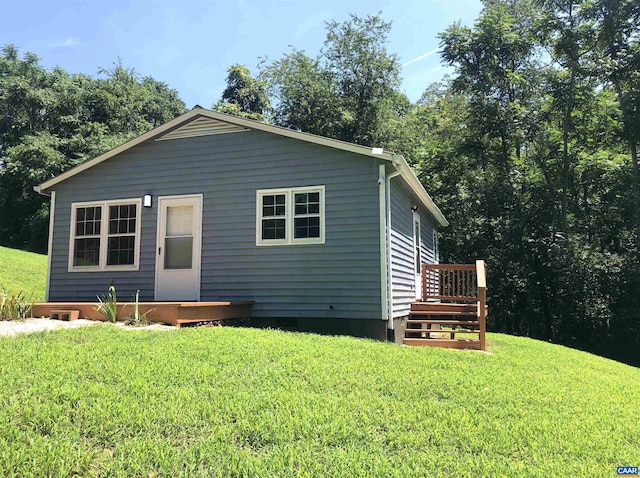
top-left (392, 155), bottom-right (449, 228)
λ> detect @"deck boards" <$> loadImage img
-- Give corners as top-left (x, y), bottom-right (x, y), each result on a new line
top-left (32, 301), bottom-right (254, 327)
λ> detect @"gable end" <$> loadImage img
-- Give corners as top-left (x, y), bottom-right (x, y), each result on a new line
top-left (156, 116), bottom-right (249, 140)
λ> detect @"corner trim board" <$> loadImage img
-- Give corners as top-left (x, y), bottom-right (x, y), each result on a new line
top-left (45, 191), bottom-right (56, 301)
top-left (379, 164), bottom-right (389, 325)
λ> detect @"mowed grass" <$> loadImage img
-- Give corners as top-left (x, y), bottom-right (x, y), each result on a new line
top-left (0, 246), bottom-right (47, 301)
top-left (0, 327), bottom-right (638, 477)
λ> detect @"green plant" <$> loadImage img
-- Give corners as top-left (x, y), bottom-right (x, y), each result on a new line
top-left (125, 290), bottom-right (152, 326)
top-left (95, 285), bottom-right (118, 323)
top-left (0, 287), bottom-right (35, 320)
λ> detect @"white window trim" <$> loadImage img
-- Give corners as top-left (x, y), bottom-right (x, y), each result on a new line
top-left (256, 186), bottom-right (325, 246)
top-left (68, 198), bottom-right (142, 272)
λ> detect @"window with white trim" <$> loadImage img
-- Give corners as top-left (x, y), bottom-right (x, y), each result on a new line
top-left (70, 199), bottom-right (141, 271)
top-left (257, 186), bottom-right (325, 245)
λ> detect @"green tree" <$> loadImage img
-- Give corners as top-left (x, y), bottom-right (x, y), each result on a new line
top-left (583, 0), bottom-right (640, 250)
top-left (0, 47), bottom-right (186, 252)
top-left (262, 13), bottom-right (407, 147)
top-left (213, 64), bottom-right (270, 121)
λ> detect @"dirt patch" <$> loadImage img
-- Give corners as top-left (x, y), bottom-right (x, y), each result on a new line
top-left (0, 318), bottom-right (176, 337)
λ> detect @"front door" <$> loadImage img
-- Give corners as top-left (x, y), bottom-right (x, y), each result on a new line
top-left (413, 211), bottom-right (422, 300)
top-left (155, 195), bottom-right (202, 301)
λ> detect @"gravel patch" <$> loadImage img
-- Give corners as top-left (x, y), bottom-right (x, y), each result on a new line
top-left (0, 319), bottom-right (176, 337)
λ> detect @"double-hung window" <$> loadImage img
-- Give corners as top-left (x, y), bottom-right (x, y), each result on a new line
top-left (69, 199), bottom-right (141, 271)
top-left (257, 186), bottom-right (325, 245)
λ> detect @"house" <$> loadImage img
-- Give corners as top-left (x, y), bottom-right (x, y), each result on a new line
top-left (35, 107), bottom-right (451, 343)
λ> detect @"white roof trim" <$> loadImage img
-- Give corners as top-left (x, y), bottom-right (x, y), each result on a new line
top-left (37, 107), bottom-right (447, 226)
top-left (156, 116), bottom-right (249, 140)
top-left (393, 155), bottom-right (448, 227)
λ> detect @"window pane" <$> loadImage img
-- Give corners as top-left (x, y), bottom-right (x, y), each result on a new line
top-left (262, 195), bottom-right (286, 217)
top-left (73, 238), bottom-right (100, 267)
top-left (262, 218), bottom-right (285, 240)
top-left (165, 236), bottom-right (193, 269)
top-left (107, 236), bottom-right (135, 266)
top-left (294, 192), bottom-right (320, 217)
top-left (166, 206), bottom-right (193, 236)
top-left (294, 217), bottom-right (321, 239)
top-left (76, 206), bottom-right (101, 237)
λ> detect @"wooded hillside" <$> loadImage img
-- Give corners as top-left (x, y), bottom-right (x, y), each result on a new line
top-left (1, 0), bottom-right (638, 365)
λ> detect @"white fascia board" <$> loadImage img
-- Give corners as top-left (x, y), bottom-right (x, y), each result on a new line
top-left (392, 154), bottom-right (449, 228)
top-left (196, 110), bottom-right (397, 162)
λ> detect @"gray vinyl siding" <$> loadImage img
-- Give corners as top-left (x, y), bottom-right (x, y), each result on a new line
top-left (48, 129), bottom-right (383, 320)
top-left (389, 179), bottom-right (438, 319)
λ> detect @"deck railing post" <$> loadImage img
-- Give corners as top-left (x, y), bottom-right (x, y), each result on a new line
top-left (476, 260), bottom-right (487, 351)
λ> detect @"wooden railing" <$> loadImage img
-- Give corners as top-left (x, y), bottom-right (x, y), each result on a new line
top-left (421, 260), bottom-right (488, 350)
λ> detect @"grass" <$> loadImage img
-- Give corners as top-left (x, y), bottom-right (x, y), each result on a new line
top-left (0, 246), bottom-right (47, 301)
top-left (0, 327), bottom-right (637, 477)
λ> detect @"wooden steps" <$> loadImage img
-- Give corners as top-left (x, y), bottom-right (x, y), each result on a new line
top-left (403, 338), bottom-right (483, 350)
top-left (403, 302), bottom-right (485, 349)
top-left (403, 261), bottom-right (487, 351)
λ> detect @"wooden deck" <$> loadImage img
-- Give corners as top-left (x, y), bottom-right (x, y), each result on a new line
top-left (31, 301), bottom-right (254, 328)
top-left (404, 260), bottom-right (487, 351)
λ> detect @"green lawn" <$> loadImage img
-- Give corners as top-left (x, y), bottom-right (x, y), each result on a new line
top-left (0, 327), bottom-right (637, 477)
top-left (0, 246), bottom-right (47, 301)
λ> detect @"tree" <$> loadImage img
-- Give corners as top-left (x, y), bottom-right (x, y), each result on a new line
top-left (583, 0), bottom-right (640, 250)
top-left (261, 13), bottom-right (407, 147)
top-left (0, 47), bottom-right (186, 252)
top-left (213, 64), bottom-right (270, 121)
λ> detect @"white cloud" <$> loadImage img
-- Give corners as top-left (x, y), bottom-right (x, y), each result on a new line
top-left (46, 37), bottom-right (80, 50)
top-left (401, 48), bottom-right (439, 68)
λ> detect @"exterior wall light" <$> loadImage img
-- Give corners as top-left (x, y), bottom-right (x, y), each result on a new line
top-left (143, 194), bottom-right (152, 208)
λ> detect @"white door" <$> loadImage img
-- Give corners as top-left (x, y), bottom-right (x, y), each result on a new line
top-left (413, 211), bottom-right (422, 300)
top-left (155, 195), bottom-right (202, 301)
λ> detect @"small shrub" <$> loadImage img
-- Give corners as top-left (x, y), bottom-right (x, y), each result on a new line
top-left (125, 290), bottom-right (153, 326)
top-left (0, 287), bottom-right (35, 320)
top-left (95, 285), bottom-right (118, 323)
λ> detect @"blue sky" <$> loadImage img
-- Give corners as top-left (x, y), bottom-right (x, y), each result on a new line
top-left (2, 0), bottom-right (483, 108)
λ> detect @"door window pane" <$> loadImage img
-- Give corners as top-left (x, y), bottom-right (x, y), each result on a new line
top-left (165, 237), bottom-right (193, 269)
top-left (167, 206), bottom-right (193, 236)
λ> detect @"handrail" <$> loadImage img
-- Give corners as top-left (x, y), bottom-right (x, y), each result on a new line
top-left (420, 260), bottom-right (488, 351)
top-left (421, 263), bottom-right (479, 302)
